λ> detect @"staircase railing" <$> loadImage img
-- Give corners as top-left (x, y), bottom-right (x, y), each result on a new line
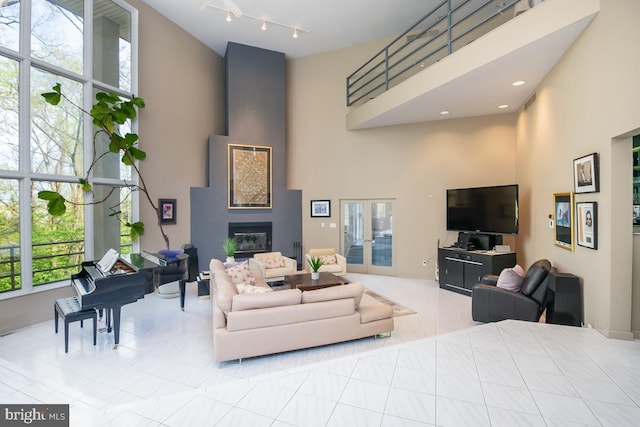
top-left (346, 0), bottom-right (527, 107)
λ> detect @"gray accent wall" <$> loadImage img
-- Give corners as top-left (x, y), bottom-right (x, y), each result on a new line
top-left (191, 43), bottom-right (302, 270)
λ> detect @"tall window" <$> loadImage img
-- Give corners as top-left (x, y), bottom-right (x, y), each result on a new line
top-left (0, 0), bottom-right (138, 295)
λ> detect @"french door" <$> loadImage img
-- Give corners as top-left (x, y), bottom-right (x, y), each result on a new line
top-left (341, 200), bottom-right (395, 275)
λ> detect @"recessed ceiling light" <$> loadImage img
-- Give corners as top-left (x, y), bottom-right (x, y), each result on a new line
top-left (498, 104), bottom-right (509, 109)
top-left (512, 80), bottom-right (525, 86)
top-left (261, 21), bottom-right (267, 31)
top-left (440, 110), bottom-right (450, 115)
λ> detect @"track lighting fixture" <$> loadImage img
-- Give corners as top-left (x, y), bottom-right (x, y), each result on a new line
top-left (203, 3), bottom-right (308, 39)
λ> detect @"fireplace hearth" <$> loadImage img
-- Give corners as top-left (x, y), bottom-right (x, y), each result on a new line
top-left (229, 222), bottom-right (272, 258)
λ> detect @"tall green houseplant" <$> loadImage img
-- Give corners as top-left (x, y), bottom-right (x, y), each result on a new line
top-left (38, 83), bottom-right (171, 249)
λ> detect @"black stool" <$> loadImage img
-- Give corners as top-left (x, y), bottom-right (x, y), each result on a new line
top-left (54, 296), bottom-right (97, 353)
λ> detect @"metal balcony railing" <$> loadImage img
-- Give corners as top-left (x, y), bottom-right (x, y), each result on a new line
top-left (0, 238), bottom-right (132, 293)
top-left (346, 0), bottom-right (527, 107)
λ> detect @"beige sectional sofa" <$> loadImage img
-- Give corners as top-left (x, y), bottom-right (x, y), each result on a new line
top-left (210, 258), bottom-right (394, 363)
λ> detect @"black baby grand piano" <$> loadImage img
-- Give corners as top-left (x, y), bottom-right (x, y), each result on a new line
top-left (71, 249), bottom-right (151, 349)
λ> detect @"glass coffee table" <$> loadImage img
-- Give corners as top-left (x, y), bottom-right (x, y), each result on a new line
top-left (281, 272), bottom-right (349, 291)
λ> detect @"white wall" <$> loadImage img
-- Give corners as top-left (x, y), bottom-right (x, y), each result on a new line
top-left (288, 0), bottom-right (640, 337)
top-left (516, 0), bottom-right (640, 338)
top-left (287, 42), bottom-right (518, 279)
top-left (128, 0), bottom-right (225, 252)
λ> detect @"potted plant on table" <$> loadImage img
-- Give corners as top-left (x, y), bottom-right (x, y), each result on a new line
top-left (223, 238), bottom-right (237, 264)
top-left (307, 256), bottom-right (324, 280)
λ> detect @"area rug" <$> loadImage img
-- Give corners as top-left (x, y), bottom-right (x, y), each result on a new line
top-left (364, 289), bottom-right (416, 317)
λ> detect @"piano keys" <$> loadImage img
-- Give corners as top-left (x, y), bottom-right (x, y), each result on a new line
top-left (71, 253), bottom-right (157, 349)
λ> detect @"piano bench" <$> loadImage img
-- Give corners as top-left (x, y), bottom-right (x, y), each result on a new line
top-left (54, 296), bottom-right (97, 353)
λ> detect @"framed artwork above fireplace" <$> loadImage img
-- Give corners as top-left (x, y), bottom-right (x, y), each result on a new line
top-left (228, 144), bottom-right (272, 209)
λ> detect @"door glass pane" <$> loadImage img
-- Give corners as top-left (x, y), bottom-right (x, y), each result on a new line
top-left (0, 55), bottom-right (19, 171)
top-left (0, 179), bottom-right (20, 293)
top-left (31, 68), bottom-right (83, 175)
top-left (31, 0), bottom-right (83, 74)
top-left (31, 180), bottom-right (84, 286)
top-left (344, 202), bottom-right (364, 265)
top-left (0, 0), bottom-right (20, 51)
top-left (371, 202), bottom-right (392, 266)
top-left (93, 0), bottom-right (132, 91)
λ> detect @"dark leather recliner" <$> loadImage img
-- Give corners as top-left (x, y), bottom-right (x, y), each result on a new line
top-left (471, 259), bottom-right (552, 323)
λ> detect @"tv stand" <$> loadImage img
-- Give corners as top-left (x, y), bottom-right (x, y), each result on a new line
top-left (438, 247), bottom-right (516, 296)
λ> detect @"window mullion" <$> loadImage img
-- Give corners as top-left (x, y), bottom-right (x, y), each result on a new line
top-left (19, 0), bottom-right (33, 291)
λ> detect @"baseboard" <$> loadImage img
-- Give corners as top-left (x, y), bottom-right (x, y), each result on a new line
top-left (598, 328), bottom-right (635, 341)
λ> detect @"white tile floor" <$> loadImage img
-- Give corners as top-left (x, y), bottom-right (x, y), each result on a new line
top-left (1, 273), bottom-right (639, 426)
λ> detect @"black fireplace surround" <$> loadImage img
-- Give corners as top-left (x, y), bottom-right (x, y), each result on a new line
top-left (229, 222), bottom-right (272, 258)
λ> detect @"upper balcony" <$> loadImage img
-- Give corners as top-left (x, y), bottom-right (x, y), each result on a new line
top-left (346, 0), bottom-right (600, 130)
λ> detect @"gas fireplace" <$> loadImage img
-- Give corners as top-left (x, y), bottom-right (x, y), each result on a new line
top-left (228, 222), bottom-right (272, 258)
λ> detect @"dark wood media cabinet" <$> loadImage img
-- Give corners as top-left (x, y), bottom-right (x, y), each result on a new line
top-left (438, 247), bottom-right (516, 296)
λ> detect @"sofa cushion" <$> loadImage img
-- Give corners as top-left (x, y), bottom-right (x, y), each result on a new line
top-left (496, 265), bottom-right (525, 292)
top-left (262, 256), bottom-right (285, 269)
top-left (225, 261), bottom-right (256, 286)
top-left (232, 288), bottom-right (302, 312)
top-left (358, 293), bottom-right (393, 323)
top-left (302, 283), bottom-right (364, 308)
top-left (226, 299), bottom-right (355, 332)
top-left (236, 283), bottom-right (273, 294)
top-left (263, 267), bottom-right (290, 279)
top-left (319, 264), bottom-right (343, 274)
top-left (319, 254), bottom-right (337, 265)
top-left (309, 248), bottom-right (337, 257)
top-left (213, 274), bottom-right (238, 315)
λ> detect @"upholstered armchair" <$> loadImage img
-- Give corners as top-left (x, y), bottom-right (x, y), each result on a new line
top-left (471, 259), bottom-right (552, 323)
top-left (305, 248), bottom-right (347, 276)
top-left (249, 252), bottom-right (297, 283)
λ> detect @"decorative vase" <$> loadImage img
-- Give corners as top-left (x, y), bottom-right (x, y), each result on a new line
top-left (226, 256), bottom-right (235, 264)
top-left (311, 271), bottom-right (320, 280)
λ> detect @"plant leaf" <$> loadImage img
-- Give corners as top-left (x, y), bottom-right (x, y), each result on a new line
top-left (41, 83), bottom-right (62, 105)
top-left (131, 96), bottom-right (145, 108)
top-left (38, 190), bottom-right (61, 201)
top-left (123, 133), bottom-right (138, 147)
top-left (129, 146), bottom-right (146, 161)
top-left (78, 178), bottom-right (92, 192)
top-left (109, 134), bottom-right (124, 152)
top-left (129, 221), bottom-right (145, 240)
top-left (47, 197), bottom-right (67, 216)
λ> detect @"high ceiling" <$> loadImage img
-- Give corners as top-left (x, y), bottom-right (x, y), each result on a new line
top-left (140, 0), bottom-right (438, 58)
top-left (139, 0), bottom-right (598, 128)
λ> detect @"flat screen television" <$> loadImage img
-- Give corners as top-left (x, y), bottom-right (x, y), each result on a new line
top-left (446, 184), bottom-right (519, 235)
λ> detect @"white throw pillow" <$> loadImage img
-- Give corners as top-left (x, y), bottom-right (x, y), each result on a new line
top-left (496, 264), bottom-right (525, 292)
top-left (236, 283), bottom-right (273, 294)
top-left (225, 261), bottom-right (256, 286)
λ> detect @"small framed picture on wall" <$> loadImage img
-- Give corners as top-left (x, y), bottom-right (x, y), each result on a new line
top-left (553, 192), bottom-right (574, 251)
top-left (310, 200), bottom-right (331, 217)
top-left (576, 202), bottom-right (597, 249)
top-left (159, 199), bottom-right (176, 224)
top-left (573, 152), bottom-right (599, 193)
